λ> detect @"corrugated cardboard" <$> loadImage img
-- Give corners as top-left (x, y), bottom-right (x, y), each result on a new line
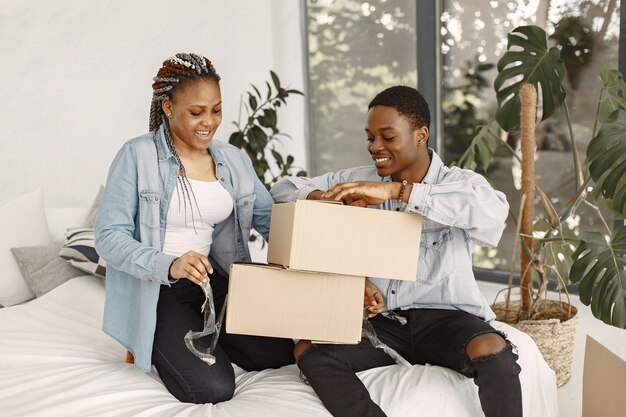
top-left (267, 200), bottom-right (422, 281)
top-left (226, 263), bottom-right (365, 344)
top-left (582, 335), bottom-right (626, 417)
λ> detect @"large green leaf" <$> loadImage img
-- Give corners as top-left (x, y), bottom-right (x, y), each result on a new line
top-left (494, 25), bottom-right (567, 132)
top-left (587, 109), bottom-right (626, 217)
top-left (452, 120), bottom-right (501, 171)
top-left (569, 227), bottom-right (626, 328)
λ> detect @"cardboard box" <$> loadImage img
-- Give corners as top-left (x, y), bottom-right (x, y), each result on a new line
top-left (582, 335), bottom-right (626, 417)
top-left (226, 263), bottom-right (365, 344)
top-left (267, 200), bottom-right (422, 281)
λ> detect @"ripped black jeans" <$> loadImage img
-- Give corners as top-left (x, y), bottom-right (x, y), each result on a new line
top-left (297, 308), bottom-right (522, 417)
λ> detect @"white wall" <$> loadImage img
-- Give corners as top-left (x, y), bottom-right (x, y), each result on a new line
top-left (0, 0), bottom-right (307, 207)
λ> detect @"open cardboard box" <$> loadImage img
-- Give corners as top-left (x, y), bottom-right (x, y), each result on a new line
top-left (226, 263), bottom-right (365, 344)
top-left (582, 335), bottom-right (626, 417)
top-left (267, 200), bottom-right (422, 281)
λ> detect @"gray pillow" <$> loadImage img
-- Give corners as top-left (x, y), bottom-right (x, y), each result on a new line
top-left (11, 245), bottom-right (85, 297)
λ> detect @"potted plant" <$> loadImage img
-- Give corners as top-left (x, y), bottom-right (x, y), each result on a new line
top-left (228, 70), bottom-right (306, 190)
top-left (228, 71), bottom-right (306, 251)
top-left (454, 25), bottom-right (626, 386)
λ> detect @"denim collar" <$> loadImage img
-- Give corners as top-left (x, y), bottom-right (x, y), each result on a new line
top-left (208, 142), bottom-right (226, 166)
top-left (422, 148), bottom-right (443, 185)
top-left (153, 125), bottom-right (173, 163)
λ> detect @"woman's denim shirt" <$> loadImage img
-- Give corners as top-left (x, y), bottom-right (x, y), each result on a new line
top-left (95, 126), bottom-right (272, 372)
top-left (270, 151), bottom-right (509, 323)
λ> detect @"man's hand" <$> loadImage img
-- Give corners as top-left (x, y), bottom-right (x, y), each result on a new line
top-left (169, 251), bottom-right (213, 285)
top-left (306, 190), bottom-right (325, 200)
top-left (364, 279), bottom-right (384, 319)
top-left (321, 182), bottom-right (402, 207)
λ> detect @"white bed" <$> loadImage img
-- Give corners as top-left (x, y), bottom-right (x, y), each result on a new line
top-left (0, 274), bottom-right (558, 417)
top-left (0, 192), bottom-right (558, 416)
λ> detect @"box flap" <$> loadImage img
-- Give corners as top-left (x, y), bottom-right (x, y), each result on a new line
top-left (582, 335), bottom-right (626, 417)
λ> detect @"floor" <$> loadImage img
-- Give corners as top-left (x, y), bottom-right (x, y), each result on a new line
top-left (477, 281), bottom-right (626, 417)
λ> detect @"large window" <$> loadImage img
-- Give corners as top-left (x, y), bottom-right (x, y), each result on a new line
top-left (305, 0), bottom-right (621, 278)
top-left (306, 0), bottom-right (418, 174)
top-left (441, 0), bottom-right (620, 272)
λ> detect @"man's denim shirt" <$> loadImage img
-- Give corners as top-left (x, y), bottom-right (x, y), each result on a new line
top-left (270, 151), bottom-right (509, 323)
top-left (95, 125), bottom-right (272, 372)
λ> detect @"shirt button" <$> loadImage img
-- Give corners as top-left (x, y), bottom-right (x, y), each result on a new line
top-left (414, 206), bottom-right (419, 210)
top-left (220, 178), bottom-right (225, 182)
top-left (391, 290), bottom-right (396, 295)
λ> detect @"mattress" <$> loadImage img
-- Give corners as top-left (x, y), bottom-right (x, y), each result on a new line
top-left (0, 276), bottom-right (558, 417)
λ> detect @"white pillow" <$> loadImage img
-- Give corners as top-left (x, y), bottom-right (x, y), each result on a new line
top-left (45, 207), bottom-right (90, 244)
top-left (45, 186), bottom-right (103, 243)
top-left (0, 189), bottom-right (52, 306)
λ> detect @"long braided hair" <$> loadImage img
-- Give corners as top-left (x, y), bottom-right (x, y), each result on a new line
top-left (150, 53), bottom-right (221, 230)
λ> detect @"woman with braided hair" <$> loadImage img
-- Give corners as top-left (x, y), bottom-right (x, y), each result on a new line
top-left (95, 53), bottom-right (295, 404)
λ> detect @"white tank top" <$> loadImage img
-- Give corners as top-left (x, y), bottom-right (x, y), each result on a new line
top-left (162, 178), bottom-right (233, 257)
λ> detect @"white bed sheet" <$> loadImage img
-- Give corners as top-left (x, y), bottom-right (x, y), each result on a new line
top-left (0, 276), bottom-right (558, 417)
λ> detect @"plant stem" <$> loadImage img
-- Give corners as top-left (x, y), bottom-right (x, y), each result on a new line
top-left (563, 101), bottom-right (584, 189)
top-left (501, 138), bottom-right (522, 163)
top-left (591, 87), bottom-right (605, 138)
top-left (506, 193), bottom-right (527, 308)
top-left (582, 199), bottom-right (613, 236)
top-left (538, 236), bottom-right (578, 243)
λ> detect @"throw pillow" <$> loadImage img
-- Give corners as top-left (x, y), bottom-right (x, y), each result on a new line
top-left (58, 228), bottom-right (106, 278)
top-left (85, 185), bottom-right (105, 228)
top-left (46, 207), bottom-right (91, 244)
top-left (0, 189), bottom-right (53, 306)
top-left (11, 245), bottom-right (84, 297)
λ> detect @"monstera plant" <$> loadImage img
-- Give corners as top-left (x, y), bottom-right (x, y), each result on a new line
top-left (455, 25), bottom-right (626, 329)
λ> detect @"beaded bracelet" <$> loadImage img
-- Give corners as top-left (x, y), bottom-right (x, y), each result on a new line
top-left (398, 179), bottom-right (408, 202)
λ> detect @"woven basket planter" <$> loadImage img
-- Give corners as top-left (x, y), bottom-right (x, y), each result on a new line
top-left (492, 300), bottom-right (578, 387)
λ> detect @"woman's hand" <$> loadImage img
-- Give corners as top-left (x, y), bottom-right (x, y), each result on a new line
top-left (169, 251), bottom-right (213, 285)
top-left (321, 182), bottom-right (402, 206)
top-left (294, 339), bottom-right (312, 361)
top-left (364, 280), bottom-right (384, 319)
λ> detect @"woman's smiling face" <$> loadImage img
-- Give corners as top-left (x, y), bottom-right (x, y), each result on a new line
top-left (162, 78), bottom-right (222, 153)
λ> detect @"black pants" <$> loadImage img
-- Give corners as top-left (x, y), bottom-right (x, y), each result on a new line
top-left (152, 272), bottom-right (295, 404)
top-left (298, 309), bottom-right (522, 417)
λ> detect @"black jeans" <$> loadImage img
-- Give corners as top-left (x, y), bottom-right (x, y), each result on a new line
top-left (152, 272), bottom-right (295, 404)
top-left (298, 309), bottom-right (522, 417)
